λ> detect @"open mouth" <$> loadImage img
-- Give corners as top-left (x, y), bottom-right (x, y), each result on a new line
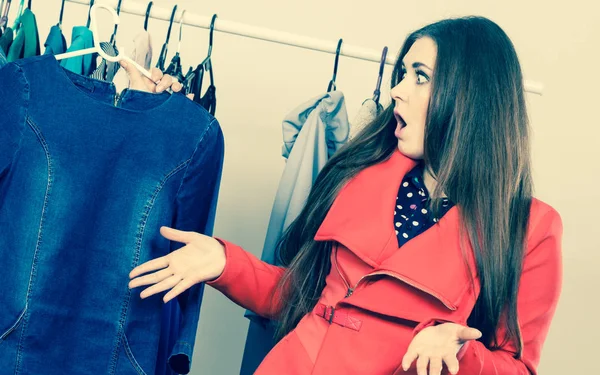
top-left (394, 110), bottom-right (407, 129)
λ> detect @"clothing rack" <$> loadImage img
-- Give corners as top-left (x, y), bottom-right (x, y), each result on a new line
top-left (65, 0), bottom-right (544, 95)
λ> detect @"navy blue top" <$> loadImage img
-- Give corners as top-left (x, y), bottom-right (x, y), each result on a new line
top-left (394, 163), bottom-right (454, 247)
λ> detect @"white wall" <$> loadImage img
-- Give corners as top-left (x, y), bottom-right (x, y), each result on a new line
top-left (14, 0), bottom-right (599, 373)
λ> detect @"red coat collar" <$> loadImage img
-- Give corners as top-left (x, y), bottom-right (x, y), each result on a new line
top-left (314, 149), bottom-right (477, 311)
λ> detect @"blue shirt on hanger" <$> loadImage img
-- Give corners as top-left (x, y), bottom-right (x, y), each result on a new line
top-left (0, 55), bottom-right (224, 374)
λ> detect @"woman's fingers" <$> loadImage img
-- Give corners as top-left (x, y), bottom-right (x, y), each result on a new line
top-left (150, 67), bottom-right (163, 84)
top-left (457, 327), bottom-right (482, 341)
top-left (163, 277), bottom-right (196, 303)
top-left (160, 226), bottom-right (197, 244)
top-left (156, 74), bottom-right (173, 93)
top-left (443, 353), bottom-right (460, 375)
top-left (428, 356), bottom-right (442, 375)
top-left (416, 355), bottom-right (429, 375)
top-left (140, 275), bottom-right (181, 299)
top-left (129, 256), bottom-right (169, 279)
top-left (128, 267), bottom-right (173, 289)
top-left (172, 81), bottom-right (183, 93)
top-left (401, 347), bottom-right (418, 371)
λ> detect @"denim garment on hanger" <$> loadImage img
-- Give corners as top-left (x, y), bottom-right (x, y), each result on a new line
top-left (0, 55), bottom-right (224, 375)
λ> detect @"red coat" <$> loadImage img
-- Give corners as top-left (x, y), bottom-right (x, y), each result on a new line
top-left (208, 150), bottom-right (562, 374)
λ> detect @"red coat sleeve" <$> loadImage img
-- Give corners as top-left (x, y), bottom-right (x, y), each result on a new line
top-left (456, 208), bottom-right (563, 374)
top-left (205, 238), bottom-right (286, 319)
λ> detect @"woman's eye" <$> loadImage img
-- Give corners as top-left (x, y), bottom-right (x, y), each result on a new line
top-left (416, 72), bottom-right (430, 84)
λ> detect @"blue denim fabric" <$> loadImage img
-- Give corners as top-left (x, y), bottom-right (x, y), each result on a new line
top-left (0, 55), bottom-right (224, 374)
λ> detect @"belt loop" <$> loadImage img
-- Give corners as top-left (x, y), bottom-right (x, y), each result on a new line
top-left (328, 306), bottom-right (335, 324)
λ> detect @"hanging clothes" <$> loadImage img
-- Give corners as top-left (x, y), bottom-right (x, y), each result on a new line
top-left (112, 30), bottom-right (153, 92)
top-left (240, 91), bottom-right (350, 375)
top-left (43, 24), bottom-right (66, 56)
top-left (349, 98), bottom-right (383, 140)
top-left (60, 26), bottom-right (96, 76)
top-left (189, 63), bottom-right (217, 116)
top-left (6, 8), bottom-right (39, 62)
top-left (198, 84), bottom-right (216, 116)
top-left (90, 42), bottom-right (121, 82)
top-left (0, 55), bottom-right (224, 374)
top-left (0, 26), bottom-right (12, 55)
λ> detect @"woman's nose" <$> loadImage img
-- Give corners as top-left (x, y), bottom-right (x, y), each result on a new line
top-left (390, 82), bottom-right (408, 103)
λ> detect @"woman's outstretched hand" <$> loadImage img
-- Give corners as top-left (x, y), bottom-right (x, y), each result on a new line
top-left (129, 226), bottom-right (226, 303)
top-left (401, 322), bottom-right (482, 375)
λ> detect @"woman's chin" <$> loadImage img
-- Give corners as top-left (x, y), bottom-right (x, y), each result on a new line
top-left (397, 141), bottom-right (424, 160)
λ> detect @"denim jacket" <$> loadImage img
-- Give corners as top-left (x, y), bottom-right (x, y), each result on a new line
top-left (0, 55), bottom-right (224, 374)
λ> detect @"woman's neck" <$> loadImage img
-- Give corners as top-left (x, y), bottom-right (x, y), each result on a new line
top-left (423, 166), bottom-right (447, 198)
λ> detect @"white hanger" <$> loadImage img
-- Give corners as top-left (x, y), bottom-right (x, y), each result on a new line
top-left (55, 4), bottom-right (157, 84)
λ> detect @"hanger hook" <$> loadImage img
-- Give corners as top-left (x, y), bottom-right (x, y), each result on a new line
top-left (88, 4), bottom-right (120, 61)
top-left (109, 0), bottom-right (124, 44)
top-left (165, 4), bottom-right (178, 44)
top-left (28, 0), bottom-right (31, 9)
top-left (86, 0), bottom-right (95, 28)
top-left (327, 38), bottom-right (343, 92)
top-left (373, 46), bottom-right (388, 105)
top-left (177, 9), bottom-right (186, 53)
top-left (207, 14), bottom-right (217, 57)
top-left (144, 1), bottom-right (152, 31)
top-left (58, 0), bottom-right (66, 27)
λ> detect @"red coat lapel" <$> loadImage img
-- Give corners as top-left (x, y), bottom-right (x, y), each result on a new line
top-left (314, 149), bottom-right (478, 314)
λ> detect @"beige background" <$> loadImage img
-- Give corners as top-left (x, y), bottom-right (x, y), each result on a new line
top-left (7, 0), bottom-right (599, 373)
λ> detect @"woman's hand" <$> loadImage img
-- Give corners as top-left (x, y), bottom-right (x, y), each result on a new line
top-left (401, 323), bottom-right (482, 375)
top-left (119, 60), bottom-right (183, 94)
top-left (128, 226), bottom-right (226, 303)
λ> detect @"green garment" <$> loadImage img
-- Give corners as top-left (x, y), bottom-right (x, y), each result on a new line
top-left (7, 8), bottom-right (40, 62)
top-left (0, 27), bottom-right (13, 55)
top-left (60, 26), bottom-right (97, 76)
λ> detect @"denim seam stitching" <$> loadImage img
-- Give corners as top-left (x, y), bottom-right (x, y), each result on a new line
top-left (107, 159), bottom-right (191, 374)
top-left (174, 118), bottom-right (217, 197)
top-left (121, 333), bottom-right (148, 375)
top-left (0, 306), bottom-right (27, 341)
top-left (15, 117), bottom-right (53, 375)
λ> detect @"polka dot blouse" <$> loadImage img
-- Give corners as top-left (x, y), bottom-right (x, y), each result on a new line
top-left (394, 163), bottom-right (455, 247)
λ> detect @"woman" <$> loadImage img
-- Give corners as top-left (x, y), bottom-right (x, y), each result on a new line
top-left (125, 16), bottom-right (562, 375)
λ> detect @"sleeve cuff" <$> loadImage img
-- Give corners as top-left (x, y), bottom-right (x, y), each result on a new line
top-left (205, 237), bottom-right (237, 288)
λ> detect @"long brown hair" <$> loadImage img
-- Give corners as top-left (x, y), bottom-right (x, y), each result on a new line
top-left (272, 16), bottom-right (532, 357)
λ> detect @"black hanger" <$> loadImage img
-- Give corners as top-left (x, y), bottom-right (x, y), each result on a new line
top-left (164, 9), bottom-right (186, 82)
top-left (156, 4), bottom-right (177, 71)
top-left (327, 39), bottom-right (343, 92)
top-left (373, 46), bottom-right (388, 106)
top-left (144, 1), bottom-right (152, 31)
top-left (58, 0), bottom-right (66, 27)
top-left (201, 14), bottom-right (217, 87)
top-left (86, 0), bottom-right (95, 28)
top-left (108, 0), bottom-right (123, 45)
top-left (188, 14), bottom-right (218, 115)
top-left (27, 0), bottom-right (31, 9)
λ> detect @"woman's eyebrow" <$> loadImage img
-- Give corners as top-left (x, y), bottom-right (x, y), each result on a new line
top-left (401, 60), bottom-right (433, 71)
